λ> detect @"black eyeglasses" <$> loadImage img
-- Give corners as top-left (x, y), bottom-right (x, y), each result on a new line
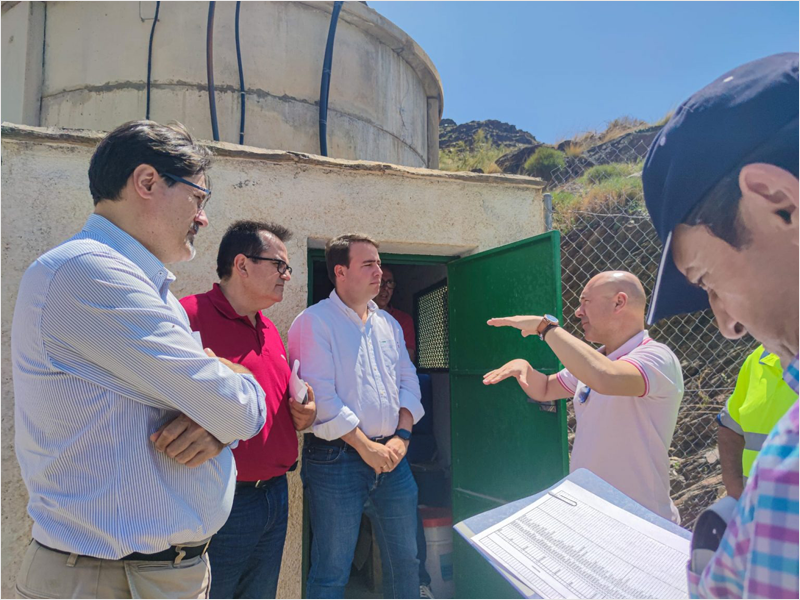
top-left (161, 172), bottom-right (211, 213)
top-left (245, 255), bottom-right (293, 276)
top-left (380, 279), bottom-right (396, 289)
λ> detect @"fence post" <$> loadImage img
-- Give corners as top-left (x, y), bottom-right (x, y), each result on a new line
top-left (539, 191), bottom-right (558, 415)
top-left (544, 192), bottom-right (553, 231)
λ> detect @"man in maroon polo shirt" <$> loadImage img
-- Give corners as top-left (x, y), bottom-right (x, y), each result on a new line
top-left (374, 266), bottom-right (417, 362)
top-left (180, 220), bottom-right (316, 599)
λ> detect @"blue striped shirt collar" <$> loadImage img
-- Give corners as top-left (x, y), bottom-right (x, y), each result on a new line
top-left (83, 214), bottom-right (175, 291)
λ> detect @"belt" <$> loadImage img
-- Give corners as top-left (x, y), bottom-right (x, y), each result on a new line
top-left (236, 473), bottom-right (286, 489)
top-left (36, 539), bottom-right (211, 566)
top-left (304, 433), bottom-right (392, 449)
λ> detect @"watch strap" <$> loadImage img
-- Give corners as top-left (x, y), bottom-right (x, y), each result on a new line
top-left (394, 428), bottom-right (412, 441)
top-left (541, 323), bottom-right (559, 341)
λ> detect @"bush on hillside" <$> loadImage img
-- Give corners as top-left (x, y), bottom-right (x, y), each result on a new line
top-left (579, 161), bottom-right (642, 185)
top-left (523, 147), bottom-right (565, 180)
top-left (581, 173), bottom-right (643, 211)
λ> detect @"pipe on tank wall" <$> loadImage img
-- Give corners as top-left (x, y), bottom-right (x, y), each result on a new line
top-left (145, 1), bottom-right (161, 120)
top-left (206, 1), bottom-right (219, 141)
top-left (235, 1), bottom-right (245, 145)
top-left (318, 1), bottom-right (343, 157)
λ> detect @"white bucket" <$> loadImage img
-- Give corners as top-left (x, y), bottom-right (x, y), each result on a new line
top-left (421, 507), bottom-right (454, 598)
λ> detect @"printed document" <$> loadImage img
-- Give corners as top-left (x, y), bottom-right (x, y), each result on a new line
top-left (472, 480), bottom-right (690, 599)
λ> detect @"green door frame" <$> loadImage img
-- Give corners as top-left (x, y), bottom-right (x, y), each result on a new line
top-left (302, 248), bottom-right (456, 598)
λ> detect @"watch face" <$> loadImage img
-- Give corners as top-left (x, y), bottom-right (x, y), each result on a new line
top-left (544, 314), bottom-right (558, 325)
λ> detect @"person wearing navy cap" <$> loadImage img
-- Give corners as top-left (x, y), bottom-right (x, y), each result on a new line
top-left (642, 53), bottom-right (798, 599)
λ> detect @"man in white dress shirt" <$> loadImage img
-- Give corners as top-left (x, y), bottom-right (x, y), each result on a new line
top-left (288, 233), bottom-right (423, 599)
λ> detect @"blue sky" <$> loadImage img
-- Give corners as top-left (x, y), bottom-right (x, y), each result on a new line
top-left (371, 2), bottom-right (799, 144)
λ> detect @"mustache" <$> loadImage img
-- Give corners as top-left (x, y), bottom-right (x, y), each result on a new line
top-left (188, 223), bottom-right (200, 236)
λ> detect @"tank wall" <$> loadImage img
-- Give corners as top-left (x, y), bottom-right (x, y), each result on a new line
top-left (37, 1), bottom-right (437, 166)
top-left (1, 1), bottom-right (45, 126)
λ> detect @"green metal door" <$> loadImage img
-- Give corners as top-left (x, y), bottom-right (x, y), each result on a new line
top-left (448, 231), bottom-right (568, 599)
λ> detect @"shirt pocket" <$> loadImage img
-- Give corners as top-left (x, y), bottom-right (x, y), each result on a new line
top-left (378, 338), bottom-right (399, 365)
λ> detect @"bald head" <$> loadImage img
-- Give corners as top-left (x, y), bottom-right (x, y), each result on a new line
top-left (585, 271), bottom-right (647, 313)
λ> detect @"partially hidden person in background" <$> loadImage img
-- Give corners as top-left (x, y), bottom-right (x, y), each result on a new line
top-left (717, 345), bottom-right (796, 500)
top-left (373, 265), bottom-right (434, 598)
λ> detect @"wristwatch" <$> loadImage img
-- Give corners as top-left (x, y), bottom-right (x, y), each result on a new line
top-left (537, 314), bottom-right (559, 341)
top-left (394, 428), bottom-right (412, 441)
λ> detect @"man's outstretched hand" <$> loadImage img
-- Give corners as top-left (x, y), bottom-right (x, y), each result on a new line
top-left (487, 315), bottom-right (543, 337)
top-left (483, 359), bottom-right (533, 386)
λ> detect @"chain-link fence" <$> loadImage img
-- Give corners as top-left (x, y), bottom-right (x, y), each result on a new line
top-left (547, 134), bottom-right (757, 527)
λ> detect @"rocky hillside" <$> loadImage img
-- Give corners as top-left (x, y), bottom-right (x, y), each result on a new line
top-left (439, 118), bottom-right (538, 150)
top-left (439, 117), bottom-right (663, 180)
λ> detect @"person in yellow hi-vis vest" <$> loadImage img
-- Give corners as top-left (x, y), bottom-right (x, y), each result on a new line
top-left (717, 345), bottom-right (798, 499)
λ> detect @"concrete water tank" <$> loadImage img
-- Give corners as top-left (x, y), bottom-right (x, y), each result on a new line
top-left (1, 1), bottom-right (443, 168)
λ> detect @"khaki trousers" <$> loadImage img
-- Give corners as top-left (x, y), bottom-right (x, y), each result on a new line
top-left (15, 540), bottom-right (211, 599)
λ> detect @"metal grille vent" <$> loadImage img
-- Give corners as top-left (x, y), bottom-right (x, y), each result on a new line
top-left (414, 280), bottom-right (449, 370)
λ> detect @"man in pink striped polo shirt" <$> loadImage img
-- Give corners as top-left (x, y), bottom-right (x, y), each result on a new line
top-left (483, 271), bottom-right (684, 523)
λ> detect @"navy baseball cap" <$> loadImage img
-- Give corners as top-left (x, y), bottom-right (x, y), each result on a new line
top-left (643, 52), bottom-right (799, 325)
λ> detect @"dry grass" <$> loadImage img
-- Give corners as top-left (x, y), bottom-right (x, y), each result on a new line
top-left (599, 116), bottom-right (648, 144)
top-left (579, 174), bottom-right (642, 212)
top-left (556, 116), bottom-right (650, 156)
top-left (653, 109), bottom-right (676, 127)
top-left (563, 143), bottom-right (584, 157)
top-left (438, 129), bottom-right (509, 173)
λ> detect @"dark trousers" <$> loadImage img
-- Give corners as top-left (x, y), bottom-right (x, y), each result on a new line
top-left (208, 475), bottom-right (289, 599)
top-left (302, 444), bottom-right (420, 599)
top-left (417, 510), bottom-right (431, 587)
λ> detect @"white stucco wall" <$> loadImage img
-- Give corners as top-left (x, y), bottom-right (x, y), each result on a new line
top-left (2, 1), bottom-right (443, 167)
top-left (0, 123), bottom-right (544, 598)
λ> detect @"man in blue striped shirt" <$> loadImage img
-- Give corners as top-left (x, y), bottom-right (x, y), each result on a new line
top-left (12, 121), bottom-right (266, 599)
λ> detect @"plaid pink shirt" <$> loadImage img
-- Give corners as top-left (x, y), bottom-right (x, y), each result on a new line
top-left (688, 354), bottom-right (799, 598)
